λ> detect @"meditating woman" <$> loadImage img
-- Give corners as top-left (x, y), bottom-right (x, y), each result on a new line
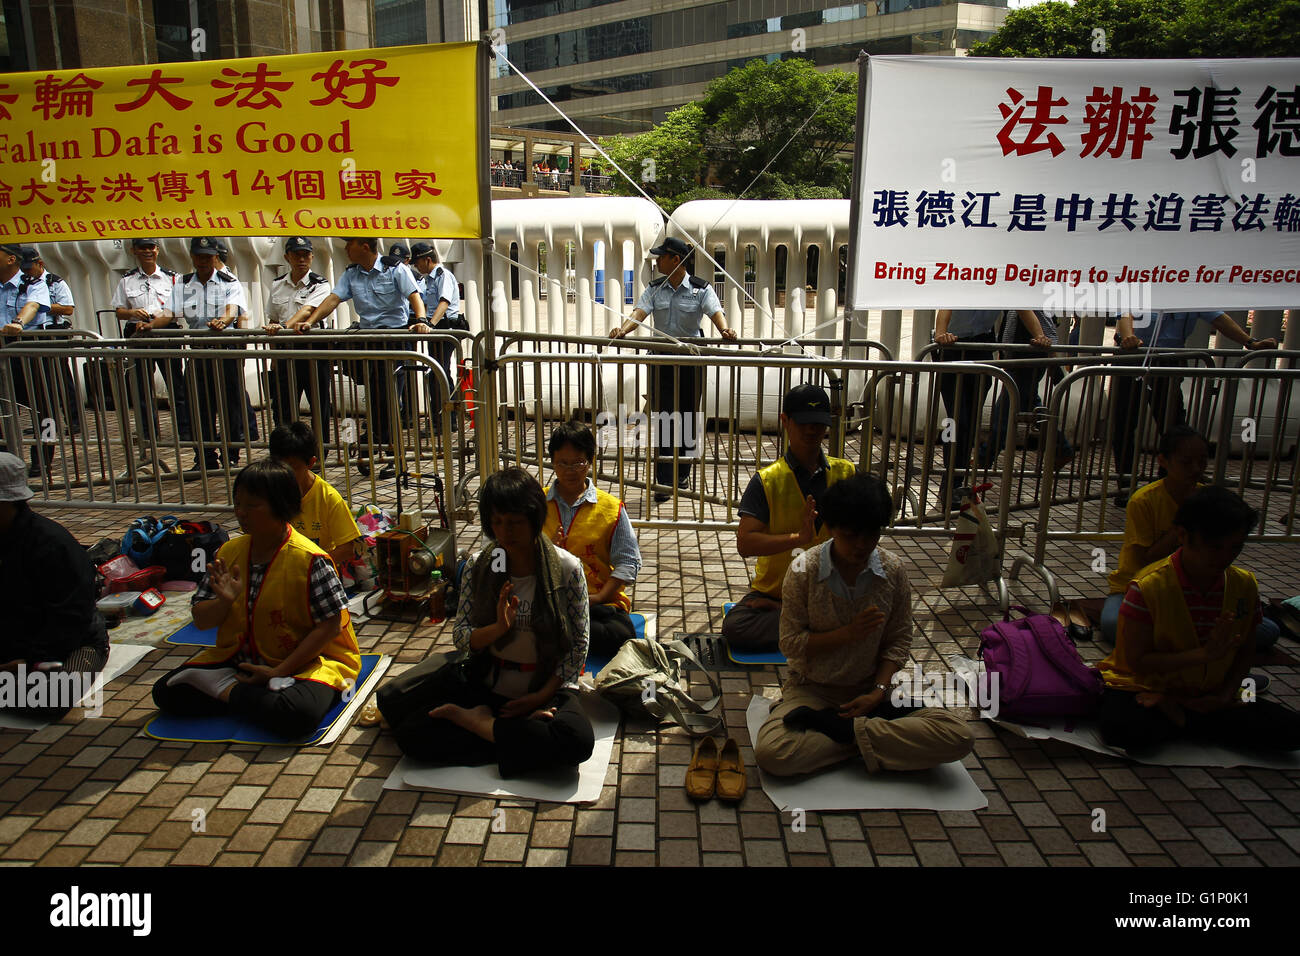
top-left (152, 458), bottom-right (361, 738)
top-left (378, 467), bottom-right (595, 777)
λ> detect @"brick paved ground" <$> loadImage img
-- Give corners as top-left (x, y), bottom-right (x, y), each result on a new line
top-left (2, 432), bottom-right (1299, 868)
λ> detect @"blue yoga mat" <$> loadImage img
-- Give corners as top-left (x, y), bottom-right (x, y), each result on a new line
top-left (721, 601), bottom-right (787, 665)
top-left (144, 654), bottom-right (382, 746)
top-left (584, 612), bottom-right (647, 678)
top-left (165, 622), bottom-right (217, 647)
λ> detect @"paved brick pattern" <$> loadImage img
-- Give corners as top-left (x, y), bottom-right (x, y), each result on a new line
top-left (2, 440), bottom-right (1298, 868)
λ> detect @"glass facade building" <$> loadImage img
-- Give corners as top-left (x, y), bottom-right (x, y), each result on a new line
top-left (491, 0), bottom-right (1008, 135)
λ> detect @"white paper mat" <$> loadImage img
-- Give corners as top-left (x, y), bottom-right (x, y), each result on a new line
top-left (948, 655), bottom-right (1300, 770)
top-left (744, 696), bottom-right (988, 812)
top-left (0, 643), bottom-right (153, 732)
top-left (318, 653), bottom-right (392, 746)
top-left (382, 692), bottom-right (619, 803)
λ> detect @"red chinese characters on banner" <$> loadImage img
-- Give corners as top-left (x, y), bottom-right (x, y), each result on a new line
top-left (116, 69), bottom-right (195, 112)
top-left (102, 173), bottom-right (145, 203)
top-left (211, 64), bottom-right (293, 110)
top-left (309, 59), bottom-right (399, 110)
top-left (0, 84), bottom-right (17, 120)
top-left (33, 72), bottom-right (103, 120)
top-left (394, 170), bottom-right (442, 199)
top-left (1080, 86), bottom-right (1158, 159)
top-left (998, 86), bottom-right (1068, 157)
top-left (339, 170), bottom-right (382, 200)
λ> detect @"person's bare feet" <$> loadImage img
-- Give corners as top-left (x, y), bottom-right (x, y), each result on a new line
top-left (429, 703), bottom-right (496, 741)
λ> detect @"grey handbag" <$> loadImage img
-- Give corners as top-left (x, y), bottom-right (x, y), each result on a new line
top-left (593, 637), bottom-right (723, 736)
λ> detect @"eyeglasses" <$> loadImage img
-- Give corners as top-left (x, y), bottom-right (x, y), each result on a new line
top-left (554, 459), bottom-right (589, 471)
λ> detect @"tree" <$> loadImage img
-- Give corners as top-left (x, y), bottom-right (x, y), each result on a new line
top-left (700, 58), bottom-right (857, 200)
top-left (969, 0), bottom-right (1300, 58)
top-left (595, 102), bottom-right (706, 200)
top-left (596, 57), bottom-right (858, 202)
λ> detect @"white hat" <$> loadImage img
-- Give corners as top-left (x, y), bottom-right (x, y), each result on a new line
top-left (0, 452), bottom-right (34, 502)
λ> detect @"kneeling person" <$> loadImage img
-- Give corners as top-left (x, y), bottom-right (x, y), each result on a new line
top-left (755, 473), bottom-right (974, 776)
top-left (269, 421), bottom-right (362, 572)
top-left (152, 459), bottom-right (361, 739)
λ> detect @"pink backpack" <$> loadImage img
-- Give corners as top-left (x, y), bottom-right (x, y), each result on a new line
top-left (979, 608), bottom-right (1103, 720)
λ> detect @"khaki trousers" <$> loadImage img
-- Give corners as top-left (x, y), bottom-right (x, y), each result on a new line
top-left (754, 681), bottom-right (974, 776)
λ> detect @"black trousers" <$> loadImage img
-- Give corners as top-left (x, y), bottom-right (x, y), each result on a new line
top-left (1098, 688), bottom-right (1300, 755)
top-left (720, 590), bottom-right (782, 652)
top-left (271, 350), bottom-right (334, 444)
top-left (649, 362), bottom-right (703, 486)
top-left (589, 603), bottom-right (636, 659)
top-left (125, 328), bottom-right (191, 443)
top-left (935, 333), bottom-right (996, 487)
top-left (426, 316), bottom-right (468, 431)
top-left (187, 341), bottom-right (258, 451)
top-left (1109, 362), bottom-right (1187, 482)
top-left (152, 662), bottom-right (339, 739)
top-left (344, 357), bottom-right (406, 448)
top-left (378, 657), bottom-right (594, 778)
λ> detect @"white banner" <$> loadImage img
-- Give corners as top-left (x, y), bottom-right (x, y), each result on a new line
top-left (850, 56), bottom-right (1300, 313)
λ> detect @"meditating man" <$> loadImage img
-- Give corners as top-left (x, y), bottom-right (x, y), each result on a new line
top-left (754, 472), bottom-right (974, 776)
top-left (152, 459), bottom-right (361, 739)
top-left (378, 468), bottom-right (595, 777)
top-left (269, 421), bottom-right (362, 572)
top-left (1098, 485), bottom-right (1300, 754)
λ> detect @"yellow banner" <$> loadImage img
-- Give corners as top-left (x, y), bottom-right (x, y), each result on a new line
top-left (0, 43), bottom-right (482, 243)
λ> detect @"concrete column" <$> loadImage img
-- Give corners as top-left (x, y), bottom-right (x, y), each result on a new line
top-left (575, 230), bottom-right (594, 338)
top-left (724, 238), bottom-right (743, 336)
top-left (755, 244), bottom-right (776, 340)
top-left (879, 309), bottom-right (903, 362)
top-left (519, 235), bottom-right (537, 334)
top-left (909, 309), bottom-right (934, 360)
top-left (544, 231), bottom-right (565, 334)
top-left (1250, 309), bottom-right (1285, 343)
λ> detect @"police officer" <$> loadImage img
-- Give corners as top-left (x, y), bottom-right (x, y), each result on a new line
top-left (411, 241), bottom-right (466, 434)
top-left (17, 248), bottom-right (81, 462)
top-left (0, 244), bottom-right (53, 474)
top-left (150, 237), bottom-right (255, 473)
top-left (113, 238), bottom-right (188, 449)
top-left (304, 237), bottom-right (425, 478)
top-left (610, 236), bottom-right (736, 501)
top-left (265, 237), bottom-right (333, 441)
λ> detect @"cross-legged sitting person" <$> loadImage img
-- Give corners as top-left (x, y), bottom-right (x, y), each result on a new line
top-left (1098, 485), bottom-right (1300, 755)
top-left (754, 472), bottom-right (974, 776)
top-left (378, 467), bottom-right (595, 777)
top-left (543, 420), bottom-right (641, 659)
top-left (722, 383), bottom-right (855, 652)
top-left (152, 459), bottom-right (361, 739)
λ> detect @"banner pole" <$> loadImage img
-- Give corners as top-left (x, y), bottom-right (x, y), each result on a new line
top-left (837, 50), bottom-right (870, 460)
top-left (476, 38), bottom-right (500, 487)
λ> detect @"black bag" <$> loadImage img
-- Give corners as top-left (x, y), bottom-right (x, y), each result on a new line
top-left (85, 537), bottom-right (122, 599)
top-left (152, 521), bottom-right (229, 582)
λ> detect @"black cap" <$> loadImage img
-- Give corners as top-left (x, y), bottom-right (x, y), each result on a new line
top-left (131, 237), bottom-right (159, 249)
top-left (285, 237), bottom-right (313, 253)
top-left (0, 244), bottom-right (23, 257)
top-left (410, 241), bottom-right (436, 260)
top-left (19, 247), bottom-right (41, 266)
top-left (783, 383), bottom-right (833, 427)
top-left (190, 236), bottom-right (220, 255)
top-left (387, 242), bottom-right (410, 261)
top-left (648, 236), bottom-right (691, 258)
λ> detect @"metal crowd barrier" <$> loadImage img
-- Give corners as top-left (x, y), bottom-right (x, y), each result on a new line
top-left (1, 334), bottom-right (463, 535)
top-left (1007, 362), bottom-right (1300, 606)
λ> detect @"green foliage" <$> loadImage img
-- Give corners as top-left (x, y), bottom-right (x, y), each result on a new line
top-left (662, 186), bottom-right (735, 213)
top-left (595, 57), bottom-right (857, 203)
top-left (969, 0), bottom-right (1300, 58)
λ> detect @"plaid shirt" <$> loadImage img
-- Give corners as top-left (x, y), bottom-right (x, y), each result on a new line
top-left (193, 555), bottom-right (347, 625)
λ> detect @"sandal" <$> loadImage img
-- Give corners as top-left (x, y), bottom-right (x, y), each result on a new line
top-left (357, 700), bottom-right (383, 728)
top-left (716, 738), bottom-right (747, 803)
top-left (1066, 601), bottom-right (1094, 642)
top-left (685, 736), bottom-right (719, 801)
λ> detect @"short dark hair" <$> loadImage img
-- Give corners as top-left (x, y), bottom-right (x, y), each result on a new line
top-left (269, 421), bottom-right (319, 465)
top-left (233, 458), bottom-right (302, 523)
top-left (1159, 424), bottom-right (1207, 459)
top-left (479, 467), bottom-right (548, 539)
top-left (347, 237), bottom-right (378, 252)
top-left (548, 419), bottom-right (596, 461)
top-left (1174, 485), bottom-right (1258, 541)
top-left (819, 471), bottom-right (895, 535)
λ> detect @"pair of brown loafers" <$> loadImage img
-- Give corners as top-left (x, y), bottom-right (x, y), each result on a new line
top-left (685, 737), bottom-right (746, 802)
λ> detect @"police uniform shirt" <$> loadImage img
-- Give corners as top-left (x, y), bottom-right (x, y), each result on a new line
top-left (111, 267), bottom-right (177, 316)
top-left (46, 273), bottom-right (74, 312)
top-left (331, 259), bottom-right (418, 330)
top-left (945, 309), bottom-right (1003, 338)
top-left (416, 266), bottom-right (461, 320)
top-left (4, 272), bottom-right (52, 328)
top-left (1132, 311), bottom-right (1221, 348)
top-left (165, 269), bottom-right (246, 329)
top-left (266, 271), bottom-right (331, 327)
top-left (633, 273), bottom-right (722, 340)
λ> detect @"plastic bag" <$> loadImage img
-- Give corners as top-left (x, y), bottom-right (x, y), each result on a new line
top-left (942, 483), bottom-right (1000, 588)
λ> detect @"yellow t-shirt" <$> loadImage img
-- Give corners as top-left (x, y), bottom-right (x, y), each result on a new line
top-left (1107, 479), bottom-right (1201, 594)
top-left (292, 476), bottom-right (362, 558)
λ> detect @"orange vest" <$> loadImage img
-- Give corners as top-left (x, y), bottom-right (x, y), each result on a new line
top-left (190, 527), bottom-right (360, 690)
top-left (543, 485), bottom-right (631, 612)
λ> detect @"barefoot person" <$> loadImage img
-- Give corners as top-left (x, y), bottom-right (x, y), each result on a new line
top-left (1098, 485), bottom-right (1300, 754)
top-left (378, 468), bottom-right (595, 776)
top-left (151, 459), bottom-right (360, 738)
top-left (754, 472), bottom-right (974, 776)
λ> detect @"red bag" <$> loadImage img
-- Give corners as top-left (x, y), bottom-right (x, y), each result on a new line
top-left (106, 564), bottom-right (167, 595)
